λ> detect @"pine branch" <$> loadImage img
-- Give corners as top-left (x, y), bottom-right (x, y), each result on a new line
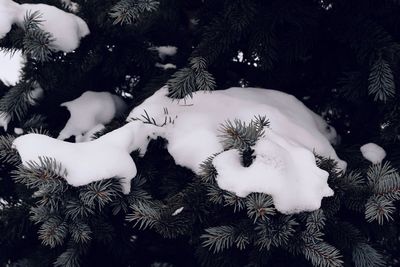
top-left (201, 225), bottom-right (236, 253)
top-left (255, 216), bottom-right (298, 250)
top-left (301, 241), bottom-right (343, 267)
top-left (79, 178), bottom-right (124, 211)
top-left (38, 216), bottom-right (68, 248)
top-left (109, 0), bottom-right (159, 25)
top-left (126, 200), bottom-right (161, 230)
top-left (23, 11), bottom-right (54, 62)
top-left (0, 82), bottom-right (33, 121)
top-left (223, 191), bottom-right (246, 212)
top-left (245, 193), bottom-right (275, 223)
top-left (368, 55), bottom-right (395, 102)
top-left (13, 157), bottom-right (68, 193)
top-left (365, 195), bottom-right (395, 224)
top-left (218, 117), bottom-right (266, 151)
top-left (0, 134), bottom-right (20, 165)
top-left (69, 221), bottom-right (92, 244)
top-left (167, 57), bottom-right (216, 99)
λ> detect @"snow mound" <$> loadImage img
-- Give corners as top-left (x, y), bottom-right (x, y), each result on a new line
top-left (360, 143), bottom-right (386, 164)
top-left (0, 50), bottom-right (25, 86)
top-left (127, 86), bottom-right (346, 213)
top-left (13, 121), bottom-right (159, 194)
top-left (13, 86), bottom-right (345, 214)
top-left (150, 46), bottom-right (177, 60)
top-left (214, 131), bottom-right (332, 213)
top-left (0, 0), bottom-right (89, 52)
top-left (58, 91), bottom-right (127, 141)
top-left (128, 87), bottom-right (346, 172)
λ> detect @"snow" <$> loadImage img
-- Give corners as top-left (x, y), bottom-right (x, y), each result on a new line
top-left (58, 91), bottom-right (127, 141)
top-left (213, 131), bottom-right (332, 213)
top-left (13, 121), bottom-right (160, 194)
top-left (0, 0), bottom-right (89, 53)
top-left (14, 127), bottom-right (23, 135)
top-left (127, 86), bottom-right (346, 213)
top-left (150, 46), bottom-right (177, 60)
top-left (172, 207), bottom-right (184, 216)
top-left (155, 62), bottom-right (177, 70)
top-left (0, 50), bottom-right (24, 86)
top-left (360, 143), bottom-right (386, 164)
top-left (13, 86), bottom-right (346, 214)
top-left (128, 87), bottom-right (346, 172)
top-left (75, 123), bottom-right (105, 142)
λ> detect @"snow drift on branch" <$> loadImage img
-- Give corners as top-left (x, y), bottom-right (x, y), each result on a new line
top-left (0, 0), bottom-right (89, 52)
top-left (13, 86), bottom-right (346, 214)
top-left (58, 91), bottom-right (127, 141)
top-left (13, 121), bottom-right (159, 194)
top-left (127, 86), bottom-right (346, 213)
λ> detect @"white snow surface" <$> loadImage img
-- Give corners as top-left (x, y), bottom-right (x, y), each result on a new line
top-left (155, 62), bottom-right (177, 70)
top-left (127, 86), bottom-right (346, 213)
top-left (172, 207), bottom-right (184, 216)
top-left (13, 86), bottom-right (346, 214)
top-left (151, 46), bottom-right (177, 60)
top-left (14, 127), bottom-right (23, 135)
top-left (13, 121), bottom-right (160, 194)
top-left (0, 50), bottom-right (24, 86)
top-left (360, 143), bottom-right (386, 164)
top-left (0, 0), bottom-right (89, 52)
top-left (75, 123), bottom-right (105, 143)
top-left (58, 91), bottom-right (127, 141)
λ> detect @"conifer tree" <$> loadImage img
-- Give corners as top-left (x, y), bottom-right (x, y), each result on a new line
top-left (1, 0), bottom-right (400, 266)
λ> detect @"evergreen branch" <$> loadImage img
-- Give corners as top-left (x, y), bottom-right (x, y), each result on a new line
top-left (126, 175), bottom-right (152, 204)
top-left (206, 183), bottom-right (225, 205)
top-left (23, 11), bottom-right (54, 61)
top-left (22, 114), bottom-right (48, 130)
top-left (301, 241), bottom-right (343, 267)
top-left (30, 205), bottom-right (53, 224)
top-left (69, 221), bottom-right (92, 244)
top-left (13, 157), bottom-right (68, 193)
top-left (38, 216), bottom-right (68, 248)
top-left (198, 154), bottom-right (219, 184)
top-left (65, 199), bottom-right (95, 220)
top-left (0, 134), bottom-right (20, 165)
top-left (218, 117), bottom-right (265, 151)
top-left (126, 201), bottom-right (161, 230)
top-left (245, 193), bottom-right (275, 223)
top-left (79, 178), bottom-right (124, 211)
top-left (368, 55), bottom-right (395, 102)
top-left (365, 195), bottom-right (395, 224)
top-left (110, 0), bottom-right (159, 25)
top-left (167, 57), bottom-right (216, 99)
top-left (306, 210), bottom-right (326, 232)
top-left (201, 225), bottom-right (236, 253)
top-left (54, 243), bottom-right (84, 267)
top-left (255, 216), bottom-right (298, 250)
top-left (223, 191), bottom-right (246, 212)
top-left (0, 82), bottom-right (33, 121)
top-left (352, 242), bottom-right (386, 267)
